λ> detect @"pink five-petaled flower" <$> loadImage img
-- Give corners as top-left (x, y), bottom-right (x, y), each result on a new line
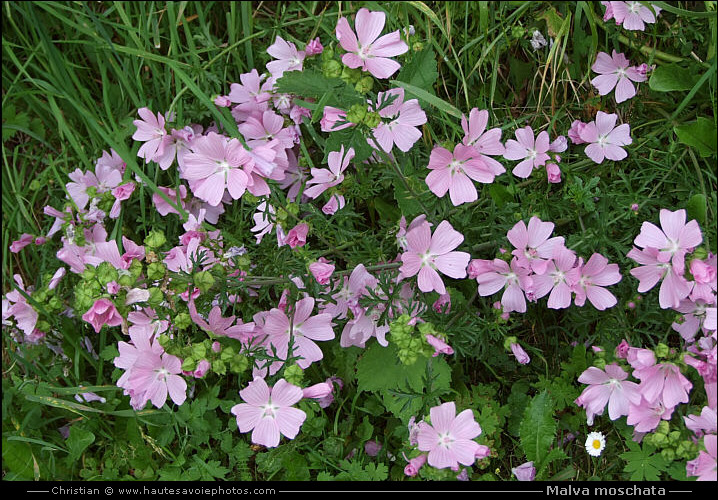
top-left (128, 350), bottom-right (187, 409)
top-left (265, 36), bottom-right (305, 78)
top-left (82, 298), bottom-right (124, 333)
top-left (634, 208), bottom-right (702, 277)
top-left (231, 377), bottom-right (307, 448)
top-left (591, 50), bottom-right (647, 103)
top-left (507, 216), bottom-right (565, 275)
top-left (475, 258), bottom-right (533, 313)
top-left (416, 401), bottom-right (481, 470)
top-left (335, 8), bottom-right (408, 79)
top-left (575, 363), bottom-right (642, 425)
top-left (460, 108), bottom-right (507, 176)
top-left (633, 362), bottom-right (693, 410)
top-left (609, 1), bottom-right (662, 31)
top-left (262, 296), bottom-right (335, 369)
top-left (304, 146), bottom-right (354, 199)
top-left (503, 126), bottom-right (551, 179)
top-left (512, 461), bottom-right (536, 481)
top-left (132, 108), bottom-right (169, 165)
top-left (399, 220), bottom-right (471, 295)
top-left (580, 111), bottom-right (632, 164)
top-left (309, 258), bottom-right (335, 285)
top-left (570, 253), bottom-right (623, 311)
top-left (181, 132), bottom-right (251, 207)
top-left (687, 434), bottom-right (717, 481)
top-left (627, 246), bottom-right (692, 309)
top-left (369, 88), bottom-right (427, 154)
top-left (425, 144), bottom-right (498, 206)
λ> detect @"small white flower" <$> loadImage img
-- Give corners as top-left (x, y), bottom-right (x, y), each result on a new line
top-left (585, 431), bottom-right (606, 457)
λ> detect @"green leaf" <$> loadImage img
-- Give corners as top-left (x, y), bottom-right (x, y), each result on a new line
top-left (686, 193), bottom-right (707, 226)
top-left (519, 390), bottom-right (557, 468)
top-left (391, 79), bottom-right (462, 118)
top-left (67, 426), bottom-right (95, 462)
top-left (276, 68), bottom-right (363, 108)
top-left (324, 126), bottom-right (373, 164)
top-left (2, 438), bottom-right (35, 480)
top-left (396, 48), bottom-right (438, 92)
top-left (619, 442), bottom-right (667, 481)
top-left (674, 117), bottom-right (717, 157)
top-left (649, 64), bottom-right (698, 92)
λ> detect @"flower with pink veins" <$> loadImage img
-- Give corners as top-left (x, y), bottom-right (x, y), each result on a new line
top-left (320, 106), bottom-right (355, 133)
top-left (416, 401), bottom-right (482, 470)
top-left (128, 350), bottom-right (187, 409)
top-left (507, 216), bottom-right (565, 275)
top-left (82, 298), bottom-right (124, 333)
top-left (580, 111), bottom-right (632, 164)
top-left (181, 132), bottom-right (252, 206)
top-left (228, 69), bottom-right (273, 117)
top-left (626, 397), bottom-right (672, 433)
top-left (690, 256), bottom-right (717, 304)
top-left (591, 50), bottom-right (647, 103)
top-left (231, 377), bottom-right (307, 448)
top-left (475, 258), bottom-right (533, 313)
top-left (574, 363), bottom-right (642, 425)
top-left (503, 126), bottom-right (551, 178)
top-left (684, 406), bottom-right (717, 438)
top-left (610, 1), bottom-right (662, 31)
top-left (627, 246), bottom-right (692, 309)
top-left (633, 362), bottom-right (693, 410)
top-left (262, 296), bottom-right (335, 369)
top-left (634, 208), bottom-right (702, 276)
top-left (132, 108), bottom-right (170, 165)
top-left (425, 144), bottom-right (499, 206)
top-left (321, 263), bottom-right (378, 320)
top-left (265, 36), bottom-right (305, 78)
top-left (369, 88), bottom-right (427, 154)
top-left (399, 220), bottom-right (471, 295)
top-left (460, 108), bottom-right (506, 176)
top-left (336, 8), bottom-right (408, 79)
top-left (570, 253), bottom-right (622, 311)
top-left (686, 434), bottom-right (717, 481)
top-left (304, 146), bottom-right (354, 199)
top-left (238, 110), bottom-right (296, 151)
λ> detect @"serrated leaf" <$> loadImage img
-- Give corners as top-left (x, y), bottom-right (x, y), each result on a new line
top-left (619, 442), bottom-right (667, 481)
top-left (519, 391), bottom-right (557, 468)
top-left (276, 68), bottom-right (363, 107)
top-left (649, 64), bottom-right (698, 92)
top-left (323, 126), bottom-right (374, 164)
top-left (536, 447), bottom-right (568, 479)
top-left (674, 117), bottom-right (717, 157)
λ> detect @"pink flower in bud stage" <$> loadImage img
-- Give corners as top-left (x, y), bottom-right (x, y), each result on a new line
top-left (399, 220), bottom-right (470, 295)
top-left (510, 343), bottom-right (531, 365)
top-left (285, 223), bottom-right (309, 249)
top-left (404, 454), bottom-right (427, 477)
top-left (322, 194), bottom-right (346, 215)
top-left (512, 461), bottom-right (536, 481)
top-left (425, 334), bottom-right (454, 357)
top-left (231, 377), bottom-right (307, 448)
top-left (416, 401), bottom-right (481, 470)
top-left (309, 258), bottom-right (335, 285)
top-left (10, 234), bottom-right (34, 253)
top-left (305, 37), bottom-right (323, 56)
top-left (336, 8), bottom-right (408, 79)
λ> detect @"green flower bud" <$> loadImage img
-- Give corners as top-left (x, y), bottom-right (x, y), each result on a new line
top-left (147, 262), bottom-right (166, 281)
top-left (284, 364), bottom-right (304, 386)
top-left (412, 41), bottom-right (424, 52)
top-left (192, 342), bottom-right (207, 359)
top-left (652, 432), bottom-right (668, 448)
top-left (276, 208), bottom-right (288, 223)
top-left (286, 202), bottom-right (300, 217)
top-left (212, 359), bottom-right (227, 375)
top-left (323, 59), bottom-right (342, 79)
top-left (668, 430), bottom-right (681, 446)
top-left (96, 262), bottom-right (119, 285)
top-left (243, 192), bottom-right (259, 205)
top-left (182, 357), bottom-right (198, 372)
top-left (220, 345), bottom-right (236, 362)
top-left (355, 76), bottom-right (374, 93)
top-left (29, 179), bottom-right (42, 191)
top-left (321, 46), bottom-right (335, 61)
top-left (174, 311), bottom-right (191, 331)
top-left (511, 26), bottom-right (526, 39)
top-left (129, 259), bottom-right (143, 280)
top-left (691, 247), bottom-right (708, 261)
top-left (346, 103), bottom-right (367, 124)
top-left (36, 320), bottom-right (51, 332)
top-left (48, 296), bottom-right (63, 312)
top-left (34, 290), bottom-right (48, 303)
top-left (86, 186), bottom-right (98, 200)
top-left (655, 343), bottom-right (670, 359)
top-left (676, 440), bottom-right (697, 459)
top-left (504, 336), bottom-right (518, 350)
top-left (82, 267), bottom-right (97, 281)
top-left (656, 421), bottom-right (670, 436)
top-left (236, 255), bottom-right (251, 270)
top-left (593, 358), bottom-right (606, 370)
top-left (340, 66), bottom-right (362, 84)
top-left (229, 354), bottom-right (248, 374)
top-left (194, 270), bottom-right (215, 293)
top-left (660, 448), bottom-right (675, 463)
top-left (147, 287), bottom-right (164, 308)
top-left (157, 334), bottom-right (171, 350)
top-left (323, 437), bottom-right (344, 458)
top-left (118, 273), bottom-right (134, 288)
top-left (363, 111), bottom-right (381, 129)
top-left (440, 140), bottom-right (455, 151)
top-left (144, 230), bottom-right (166, 249)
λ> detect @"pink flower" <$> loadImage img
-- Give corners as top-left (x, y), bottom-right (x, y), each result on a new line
top-left (507, 216), bottom-right (565, 275)
top-left (227, 69), bottom-right (273, 118)
top-left (305, 37), bottom-right (323, 56)
top-left (214, 95), bottom-right (232, 107)
top-left (10, 234), bottom-right (34, 253)
top-left (404, 454), bottom-right (428, 477)
top-left (369, 88), bottom-right (427, 153)
top-left (336, 8), bottom-right (408, 79)
top-left (460, 108), bottom-right (506, 175)
top-left (634, 208), bottom-right (702, 276)
top-left (48, 267), bottom-right (67, 290)
top-left (109, 182), bottom-right (136, 218)
top-left (546, 162), bottom-right (562, 183)
top-left (425, 334), bottom-right (454, 357)
top-left (231, 377), bottom-right (307, 448)
top-left (399, 220), bottom-right (471, 295)
top-left (320, 106), bottom-right (354, 133)
top-left (568, 119), bottom-right (591, 145)
top-left (610, 2), bottom-right (662, 31)
top-left (309, 258), bottom-right (335, 285)
top-left (364, 440), bottom-right (382, 457)
top-left (684, 406), bottom-right (717, 438)
top-left (322, 194), bottom-right (346, 215)
top-left (575, 363), bottom-right (642, 425)
top-left (304, 146), bottom-right (354, 199)
top-left (285, 223), bottom-right (309, 249)
top-left (82, 298), bottom-right (123, 333)
top-left (627, 246), bottom-right (692, 309)
top-left (126, 348), bottom-right (187, 409)
top-left (530, 245), bottom-right (577, 309)
top-left (580, 111), bottom-right (632, 164)
top-left (262, 296), bottom-right (335, 369)
top-left (591, 51), bottom-right (647, 103)
top-left (266, 36), bottom-right (305, 78)
top-left (510, 343), bottom-right (531, 365)
top-left (503, 126), bottom-right (551, 178)
top-left (633, 362), bottom-right (693, 410)
top-left (302, 382), bottom-right (334, 401)
top-left (132, 108), bottom-right (170, 165)
top-left (570, 253), bottom-right (622, 310)
top-left (475, 258), bottom-right (533, 313)
top-left (425, 144), bottom-right (498, 206)
top-left (512, 461), bottom-right (536, 481)
top-left (181, 132), bottom-right (252, 206)
top-left (626, 397), bottom-right (671, 432)
top-left (686, 434), bottom-right (717, 481)
top-left (416, 401), bottom-right (481, 470)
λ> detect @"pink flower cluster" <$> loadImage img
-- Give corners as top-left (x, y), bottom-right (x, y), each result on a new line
top-left (472, 216), bottom-right (621, 314)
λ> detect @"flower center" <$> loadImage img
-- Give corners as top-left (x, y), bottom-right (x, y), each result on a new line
top-left (358, 44), bottom-right (371, 60)
top-left (262, 402), bottom-right (277, 418)
top-left (592, 439), bottom-right (602, 449)
top-left (438, 432), bottom-right (455, 449)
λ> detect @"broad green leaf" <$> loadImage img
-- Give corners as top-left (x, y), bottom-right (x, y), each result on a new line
top-left (519, 390), bottom-right (557, 468)
top-left (686, 193), bottom-right (707, 226)
top-left (67, 426), bottom-right (95, 462)
top-left (674, 117), bottom-right (717, 157)
top-left (396, 48), bottom-right (439, 92)
top-left (649, 64), bottom-right (698, 92)
top-left (619, 442), bottom-right (667, 481)
top-left (2, 438), bottom-right (35, 479)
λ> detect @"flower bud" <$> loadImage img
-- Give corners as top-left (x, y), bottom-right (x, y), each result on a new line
top-left (144, 229), bottom-right (166, 249)
top-left (194, 270), bottom-right (215, 293)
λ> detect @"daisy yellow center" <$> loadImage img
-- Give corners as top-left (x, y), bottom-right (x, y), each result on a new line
top-left (592, 439), bottom-right (602, 449)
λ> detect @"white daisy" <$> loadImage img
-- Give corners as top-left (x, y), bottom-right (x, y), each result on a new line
top-left (585, 431), bottom-right (606, 457)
